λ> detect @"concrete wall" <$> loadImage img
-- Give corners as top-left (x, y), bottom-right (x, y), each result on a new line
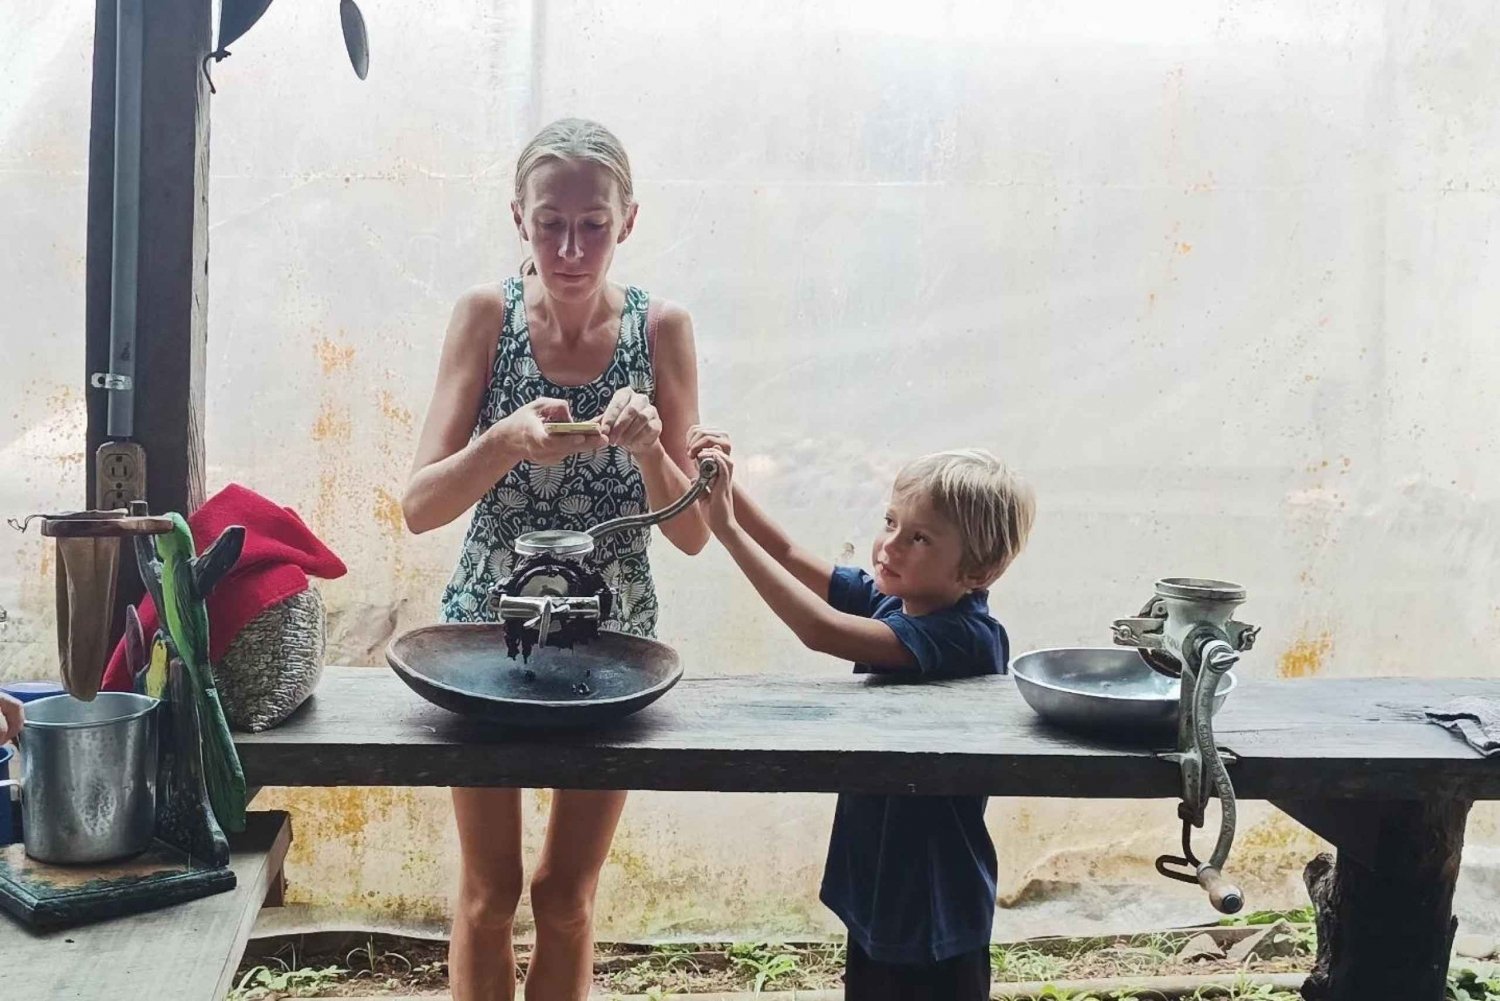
top-left (5, 0), bottom-right (1500, 942)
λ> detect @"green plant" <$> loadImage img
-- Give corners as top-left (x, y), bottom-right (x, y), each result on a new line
top-left (991, 944), bottom-right (1069, 980)
top-left (1450, 967), bottom-right (1500, 1001)
top-left (1189, 981), bottom-right (1301, 1000)
top-left (344, 934), bottom-right (413, 977)
top-left (227, 962), bottom-right (346, 1000)
top-left (728, 942), bottom-right (802, 993)
top-left (1217, 906), bottom-right (1313, 927)
top-left (1034, 986), bottom-right (1105, 1001)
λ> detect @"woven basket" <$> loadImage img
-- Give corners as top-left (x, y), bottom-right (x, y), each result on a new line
top-left (213, 587), bottom-right (326, 732)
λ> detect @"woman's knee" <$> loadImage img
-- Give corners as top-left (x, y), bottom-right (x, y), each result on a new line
top-left (457, 860), bottom-right (524, 930)
top-left (528, 866), bottom-right (599, 935)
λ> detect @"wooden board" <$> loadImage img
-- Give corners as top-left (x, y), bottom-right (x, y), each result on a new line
top-left (0, 836), bottom-right (234, 930)
top-left (3, 811), bottom-right (290, 1001)
top-left (235, 667), bottom-right (1500, 801)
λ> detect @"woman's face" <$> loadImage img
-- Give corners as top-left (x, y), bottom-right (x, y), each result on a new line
top-left (513, 158), bottom-right (636, 301)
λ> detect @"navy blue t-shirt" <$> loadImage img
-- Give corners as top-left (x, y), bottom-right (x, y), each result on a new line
top-left (819, 566), bottom-right (1009, 964)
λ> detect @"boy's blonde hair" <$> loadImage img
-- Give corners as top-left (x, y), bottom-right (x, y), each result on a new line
top-left (893, 449), bottom-right (1036, 586)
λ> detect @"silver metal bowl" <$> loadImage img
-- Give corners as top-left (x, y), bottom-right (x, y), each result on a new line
top-left (1010, 647), bottom-right (1236, 736)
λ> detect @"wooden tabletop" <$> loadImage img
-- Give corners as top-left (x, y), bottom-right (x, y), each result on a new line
top-left (235, 667), bottom-right (1500, 801)
top-left (6, 811), bottom-right (290, 1001)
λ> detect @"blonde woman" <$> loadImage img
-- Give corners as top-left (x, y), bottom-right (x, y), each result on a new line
top-left (403, 118), bottom-right (709, 1001)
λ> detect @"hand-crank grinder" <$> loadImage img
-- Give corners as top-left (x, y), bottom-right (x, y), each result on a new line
top-left (1111, 578), bottom-right (1260, 914)
top-left (488, 456), bottom-right (719, 659)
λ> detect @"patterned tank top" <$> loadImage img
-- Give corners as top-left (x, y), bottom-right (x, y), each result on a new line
top-left (440, 276), bottom-right (659, 637)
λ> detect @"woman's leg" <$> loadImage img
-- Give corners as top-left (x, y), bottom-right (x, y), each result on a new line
top-left (524, 789), bottom-right (628, 1000)
top-left (450, 787), bottom-right (526, 1001)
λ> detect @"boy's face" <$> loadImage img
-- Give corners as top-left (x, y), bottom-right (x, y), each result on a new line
top-left (871, 488), bottom-right (975, 613)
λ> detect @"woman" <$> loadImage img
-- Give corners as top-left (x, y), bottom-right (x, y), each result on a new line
top-left (403, 118), bottom-right (709, 1001)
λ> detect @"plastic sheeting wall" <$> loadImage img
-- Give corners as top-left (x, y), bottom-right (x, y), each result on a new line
top-left (5, 0), bottom-right (1500, 942)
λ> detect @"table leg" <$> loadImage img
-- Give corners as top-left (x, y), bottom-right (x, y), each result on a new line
top-left (1299, 796), bottom-right (1471, 1000)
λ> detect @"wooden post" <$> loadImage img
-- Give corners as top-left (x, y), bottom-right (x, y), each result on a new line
top-left (85, 0), bottom-right (213, 632)
top-left (1301, 796), bottom-right (1472, 1000)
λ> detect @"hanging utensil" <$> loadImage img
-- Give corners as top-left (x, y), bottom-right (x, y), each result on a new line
top-left (205, 0), bottom-right (370, 90)
top-left (124, 605), bottom-right (147, 694)
top-left (339, 0), bottom-right (370, 80)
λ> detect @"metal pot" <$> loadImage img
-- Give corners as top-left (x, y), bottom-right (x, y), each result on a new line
top-left (1, 692), bottom-right (159, 864)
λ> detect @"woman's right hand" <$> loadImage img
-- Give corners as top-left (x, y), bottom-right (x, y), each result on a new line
top-left (497, 397), bottom-right (608, 466)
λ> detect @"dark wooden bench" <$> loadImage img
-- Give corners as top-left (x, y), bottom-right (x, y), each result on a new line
top-left (236, 666), bottom-right (1498, 1000)
top-left (7, 811), bottom-right (291, 1001)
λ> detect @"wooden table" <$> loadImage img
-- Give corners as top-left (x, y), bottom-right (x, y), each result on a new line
top-left (236, 667), bottom-right (1499, 1000)
top-left (7, 811), bottom-right (290, 1001)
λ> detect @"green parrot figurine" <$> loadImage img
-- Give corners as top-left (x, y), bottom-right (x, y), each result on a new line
top-left (154, 514), bottom-right (247, 833)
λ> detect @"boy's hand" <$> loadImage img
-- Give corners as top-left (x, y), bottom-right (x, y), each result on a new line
top-left (687, 424), bottom-right (732, 462)
top-left (0, 691), bottom-right (23, 743)
top-left (696, 446), bottom-right (737, 532)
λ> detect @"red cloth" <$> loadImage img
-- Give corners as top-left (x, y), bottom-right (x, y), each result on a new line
top-left (102, 483), bottom-right (347, 692)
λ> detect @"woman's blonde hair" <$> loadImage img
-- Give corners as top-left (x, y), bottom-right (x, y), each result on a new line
top-left (514, 118), bottom-right (634, 276)
top-left (893, 449), bottom-right (1036, 585)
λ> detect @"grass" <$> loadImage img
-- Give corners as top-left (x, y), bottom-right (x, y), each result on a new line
top-left (992, 943), bottom-right (1072, 980)
top-left (220, 920), bottom-right (1498, 1000)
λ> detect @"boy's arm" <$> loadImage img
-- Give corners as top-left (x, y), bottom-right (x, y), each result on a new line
top-left (688, 425), bottom-right (833, 598)
top-left (716, 525), bottom-right (916, 668)
top-left (726, 484), bottom-right (836, 600)
top-left (695, 445), bottom-right (918, 670)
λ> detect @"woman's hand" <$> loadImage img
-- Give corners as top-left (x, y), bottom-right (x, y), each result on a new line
top-left (598, 386), bottom-right (663, 456)
top-left (497, 397), bottom-right (607, 466)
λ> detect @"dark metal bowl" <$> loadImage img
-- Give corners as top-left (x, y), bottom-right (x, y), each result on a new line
top-left (386, 624), bottom-right (682, 729)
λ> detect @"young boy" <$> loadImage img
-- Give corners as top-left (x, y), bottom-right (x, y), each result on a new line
top-left (687, 426), bottom-right (1036, 1001)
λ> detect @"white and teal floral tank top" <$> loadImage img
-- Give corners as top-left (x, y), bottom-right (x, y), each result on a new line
top-left (440, 276), bottom-right (659, 637)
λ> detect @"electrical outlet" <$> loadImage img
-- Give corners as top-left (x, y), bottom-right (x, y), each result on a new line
top-left (96, 442), bottom-right (147, 511)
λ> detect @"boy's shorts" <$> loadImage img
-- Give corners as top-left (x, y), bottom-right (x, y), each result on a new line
top-left (844, 939), bottom-right (990, 1001)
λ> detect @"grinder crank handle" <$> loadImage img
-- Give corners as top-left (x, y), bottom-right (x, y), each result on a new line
top-left (1195, 638), bottom-right (1243, 914)
top-left (1196, 865), bottom-right (1244, 915)
top-left (586, 456), bottom-right (719, 542)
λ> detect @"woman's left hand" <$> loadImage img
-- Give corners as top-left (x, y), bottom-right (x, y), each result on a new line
top-left (597, 386), bottom-right (662, 456)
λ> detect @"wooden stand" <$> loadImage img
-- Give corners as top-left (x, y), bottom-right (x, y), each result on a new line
top-left (0, 511), bottom-right (236, 930)
top-left (0, 661), bottom-right (235, 929)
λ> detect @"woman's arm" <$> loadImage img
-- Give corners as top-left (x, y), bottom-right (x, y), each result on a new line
top-left (608, 301), bottom-right (710, 555)
top-left (402, 286), bottom-right (605, 534)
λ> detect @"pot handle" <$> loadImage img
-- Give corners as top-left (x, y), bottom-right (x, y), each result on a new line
top-left (0, 740), bottom-right (16, 792)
